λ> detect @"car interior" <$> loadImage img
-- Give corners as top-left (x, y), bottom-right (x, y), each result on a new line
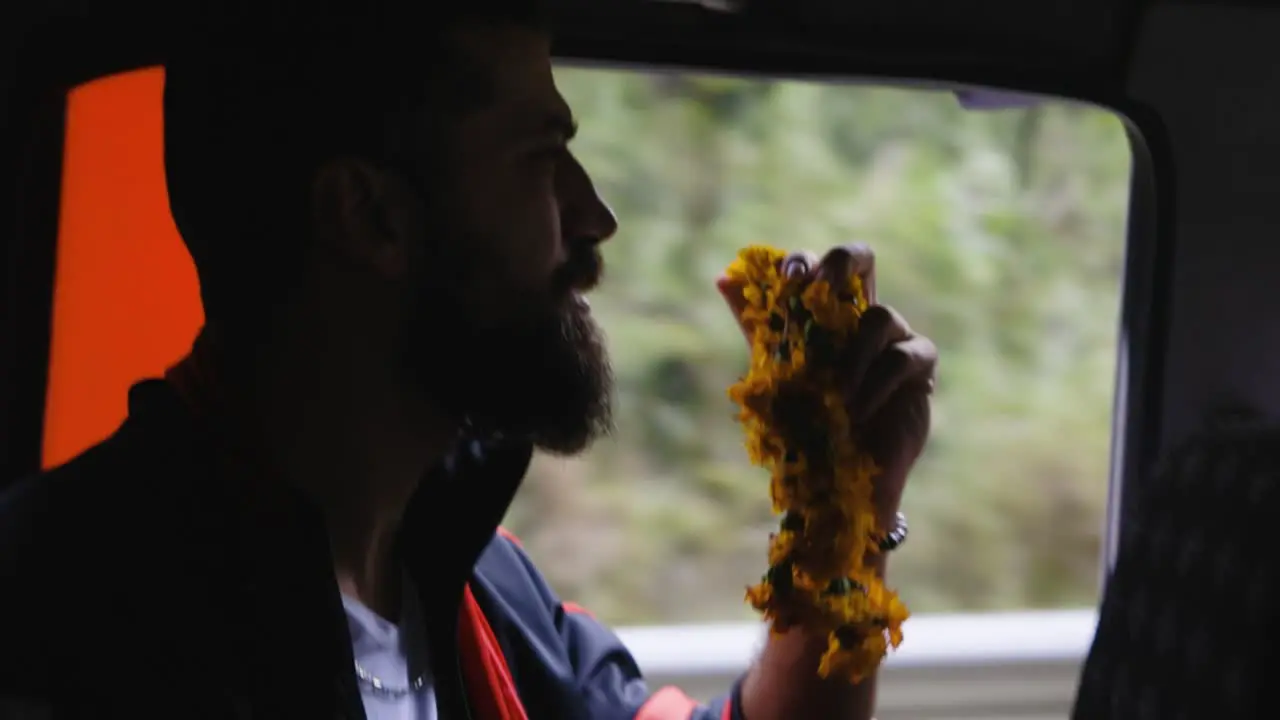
top-left (4, 0), bottom-right (1280, 718)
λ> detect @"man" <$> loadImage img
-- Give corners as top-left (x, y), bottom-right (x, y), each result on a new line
top-left (0, 5), bottom-right (936, 719)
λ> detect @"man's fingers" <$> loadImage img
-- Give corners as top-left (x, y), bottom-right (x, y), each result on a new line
top-left (716, 274), bottom-right (750, 321)
top-left (841, 306), bottom-right (909, 401)
top-left (860, 382), bottom-right (933, 476)
top-left (851, 334), bottom-right (938, 422)
top-left (781, 250), bottom-right (820, 280)
top-left (715, 275), bottom-right (758, 344)
top-left (816, 243), bottom-right (876, 304)
top-left (720, 245), bottom-right (877, 347)
top-left (719, 250), bottom-right (817, 344)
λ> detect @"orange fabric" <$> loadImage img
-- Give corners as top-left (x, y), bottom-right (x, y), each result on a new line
top-left (43, 66), bottom-right (203, 470)
top-left (636, 686), bottom-right (699, 720)
top-left (458, 585), bottom-right (530, 720)
top-left (562, 601), bottom-right (596, 620)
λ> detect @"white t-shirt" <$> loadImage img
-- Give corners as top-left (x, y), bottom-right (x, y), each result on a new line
top-left (342, 576), bottom-right (439, 720)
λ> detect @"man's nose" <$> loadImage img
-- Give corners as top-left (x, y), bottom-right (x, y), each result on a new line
top-left (560, 153), bottom-right (618, 244)
top-left (584, 196), bottom-right (618, 245)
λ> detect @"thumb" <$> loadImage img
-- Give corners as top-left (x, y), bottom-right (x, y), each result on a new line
top-left (716, 274), bottom-right (754, 342)
top-left (716, 274), bottom-right (749, 315)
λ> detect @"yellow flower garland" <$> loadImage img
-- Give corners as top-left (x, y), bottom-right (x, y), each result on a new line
top-left (725, 245), bottom-right (909, 684)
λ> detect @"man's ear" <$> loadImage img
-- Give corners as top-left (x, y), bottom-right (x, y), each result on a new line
top-left (311, 156), bottom-right (421, 279)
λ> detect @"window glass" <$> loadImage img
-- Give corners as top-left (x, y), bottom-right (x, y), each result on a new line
top-left (501, 68), bottom-right (1130, 622)
top-left (45, 65), bottom-right (1130, 624)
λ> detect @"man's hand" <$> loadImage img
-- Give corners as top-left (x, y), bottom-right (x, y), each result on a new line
top-left (717, 243), bottom-right (937, 528)
top-left (719, 243), bottom-right (937, 720)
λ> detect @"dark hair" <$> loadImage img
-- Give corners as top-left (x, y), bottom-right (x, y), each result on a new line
top-left (163, 4), bottom-right (547, 330)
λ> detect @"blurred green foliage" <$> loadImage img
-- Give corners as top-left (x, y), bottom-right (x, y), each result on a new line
top-left (502, 67), bottom-right (1131, 625)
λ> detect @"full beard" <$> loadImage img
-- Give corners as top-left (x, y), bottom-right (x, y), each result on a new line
top-left (408, 286), bottom-right (614, 456)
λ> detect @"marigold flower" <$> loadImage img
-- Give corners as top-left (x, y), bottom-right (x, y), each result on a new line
top-left (725, 245), bottom-right (908, 683)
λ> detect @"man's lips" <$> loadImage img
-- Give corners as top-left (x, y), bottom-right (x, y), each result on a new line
top-left (557, 249), bottom-right (604, 295)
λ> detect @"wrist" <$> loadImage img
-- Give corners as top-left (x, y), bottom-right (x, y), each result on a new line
top-left (865, 510), bottom-right (907, 577)
top-left (872, 465), bottom-right (910, 528)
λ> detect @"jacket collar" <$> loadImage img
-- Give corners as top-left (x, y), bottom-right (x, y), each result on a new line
top-left (127, 374), bottom-right (533, 602)
top-left (156, 331), bottom-right (534, 604)
top-left (126, 340), bottom-right (533, 719)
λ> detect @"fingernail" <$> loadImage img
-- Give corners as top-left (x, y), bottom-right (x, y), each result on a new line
top-left (783, 260), bottom-right (808, 279)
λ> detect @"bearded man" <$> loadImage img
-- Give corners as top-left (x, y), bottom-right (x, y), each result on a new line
top-left (0, 5), bottom-right (937, 719)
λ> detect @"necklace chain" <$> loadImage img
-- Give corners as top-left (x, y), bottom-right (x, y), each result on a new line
top-left (353, 660), bottom-right (427, 698)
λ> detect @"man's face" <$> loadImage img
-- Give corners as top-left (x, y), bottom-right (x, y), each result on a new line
top-left (400, 25), bottom-right (619, 454)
